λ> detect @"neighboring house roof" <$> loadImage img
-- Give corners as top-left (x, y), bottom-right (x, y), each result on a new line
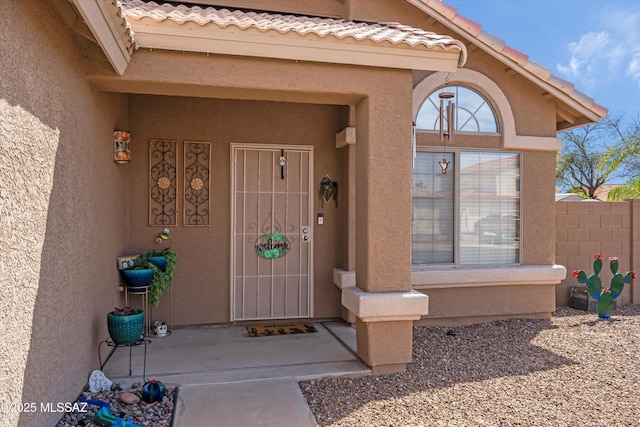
top-left (555, 193), bottom-right (585, 202)
top-left (409, 0), bottom-right (607, 130)
top-left (68, 0), bottom-right (606, 130)
top-left (594, 184), bottom-right (618, 201)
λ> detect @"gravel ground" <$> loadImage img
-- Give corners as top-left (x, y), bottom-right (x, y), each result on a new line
top-left (300, 305), bottom-right (640, 427)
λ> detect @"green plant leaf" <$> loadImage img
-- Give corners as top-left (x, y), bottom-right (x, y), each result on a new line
top-left (576, 270), bottom-right (588, 283)
top-left (610, 259), bottom-right (619, 275)
top-left (586, 274), bottom-right (602, 299)
top-left (597, 292), bottom-right (615, 319)
top-left (593, 258), bottom-right (602, 275)
top-left (611, 274), bottom-right (624, 298)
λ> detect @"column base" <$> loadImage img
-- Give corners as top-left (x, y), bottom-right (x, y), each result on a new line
top-left (356, 318), bottom-right (413, 373)
top-left (342, 287), bottom-right (429, 373)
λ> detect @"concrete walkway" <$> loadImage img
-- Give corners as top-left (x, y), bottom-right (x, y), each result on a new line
top-left (101, 321), bottom-right (369, 426)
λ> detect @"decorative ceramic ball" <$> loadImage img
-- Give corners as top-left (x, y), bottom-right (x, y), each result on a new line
top-left (141, 379), bottom-right (166, 403)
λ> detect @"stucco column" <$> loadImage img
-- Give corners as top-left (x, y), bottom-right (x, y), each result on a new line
top-left (345, 79), bottom-right (428, 374)
top-left (354, 92), bottom-right (412, 292)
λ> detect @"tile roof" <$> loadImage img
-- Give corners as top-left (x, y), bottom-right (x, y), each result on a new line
top-left (414, 0), bottom-right (607, 124)
top-left (112, 0), bottom-right (137, 55)
top-left (101, 0), bottom-right (604, 126)
top-left (119, 0), bottom-right (466, 64)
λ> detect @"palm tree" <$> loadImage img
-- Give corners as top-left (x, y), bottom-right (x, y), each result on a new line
top-left (608, 177), bottom-right (640, 200)
top-left (556, 114), bottom-right (640, 199)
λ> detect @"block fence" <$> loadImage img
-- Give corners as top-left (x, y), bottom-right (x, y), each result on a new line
top-left (555, 199), bottom-right (640, 307)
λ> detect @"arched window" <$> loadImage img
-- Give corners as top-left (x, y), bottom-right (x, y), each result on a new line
top-left (412, 81), bottom-right (519, 267)
top-left (415, 86), bottom-right (499, 134)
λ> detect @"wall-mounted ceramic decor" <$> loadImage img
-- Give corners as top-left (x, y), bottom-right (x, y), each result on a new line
top-left (149, 139), bottom-right (178, 226)
top-left (319, 174), bottom-right (338, 207)
top-left (183, 141), bottom-right (211, 226)
top-left (113, 130), bottom-right (131, 163)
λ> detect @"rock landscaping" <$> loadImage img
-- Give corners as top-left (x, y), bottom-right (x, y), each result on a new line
top-left (56, 383), bottom-right (177, 427)
top-left (301, 304), bottom-right (640, 426)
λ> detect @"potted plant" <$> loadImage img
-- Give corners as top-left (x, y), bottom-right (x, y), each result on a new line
top-left (107, 306), bottom-right (145, 345)
top-left (121, 258), bottom-right (155, 294)
top-left (137, 248), bottom-right (177, 307)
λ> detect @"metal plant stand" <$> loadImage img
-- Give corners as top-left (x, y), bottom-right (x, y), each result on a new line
top-left (98, 336), bottom-right (147, 380)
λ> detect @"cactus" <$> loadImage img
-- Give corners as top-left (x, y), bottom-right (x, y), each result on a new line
top-left (573, 255), bottom-right (636, 319)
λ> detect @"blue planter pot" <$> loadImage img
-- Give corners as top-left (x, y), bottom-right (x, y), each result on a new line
top-left (107, 310), bottom-right (145, 345)
top-left (122, 268), bottom-right (153, 294)
top-left (148, 256), bottom-right (167, 272)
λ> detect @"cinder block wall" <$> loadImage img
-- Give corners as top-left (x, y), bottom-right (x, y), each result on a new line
top-left (555, 200), bottom-right (640, 306)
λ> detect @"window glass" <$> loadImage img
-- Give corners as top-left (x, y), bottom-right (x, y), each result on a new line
top-left (415, 86), bottom-right (498, 133)
top-left (412, 152), bottom-right (454, 264)
top-left (412, 151), bottom-right (520, 266)
top-left (459, 152), bottom-right (520, 264)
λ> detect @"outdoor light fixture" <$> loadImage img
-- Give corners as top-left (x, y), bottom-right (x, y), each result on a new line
top-left (438, 78), bottom-right (455, 174)
top-left (113, 130), bottom-right (131, 163)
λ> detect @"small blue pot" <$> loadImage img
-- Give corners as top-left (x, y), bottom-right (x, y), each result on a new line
top-left (122, 268), bottom-right (153, 293)
top-left (148, 256), bottom-right (167, 272)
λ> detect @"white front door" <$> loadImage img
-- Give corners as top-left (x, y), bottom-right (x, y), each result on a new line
top-left (231, 144), bottom-right (313, 321)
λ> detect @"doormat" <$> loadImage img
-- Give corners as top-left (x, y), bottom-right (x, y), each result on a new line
top-left (246, 323), bottom-right (317, 337)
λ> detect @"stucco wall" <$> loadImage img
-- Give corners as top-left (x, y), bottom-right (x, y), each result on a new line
top-left (85, 43), bottom-right (417, 324)
top-left (555, 200), bottom-right (640, 307)
top-left (0, 1), bottom-right (129, 425)
top-left (127, 96), bottom-right (345, 325)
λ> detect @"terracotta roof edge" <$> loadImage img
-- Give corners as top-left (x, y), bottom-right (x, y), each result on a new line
top-left (121, 0), bottom-right (467, 65)
top-left (410, 0), bottom-right (607, 120)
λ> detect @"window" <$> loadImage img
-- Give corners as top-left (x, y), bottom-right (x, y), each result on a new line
top-left (415, 86), bottom-right (498, 134)
top-left (412, 151), bottom-right (520, 266)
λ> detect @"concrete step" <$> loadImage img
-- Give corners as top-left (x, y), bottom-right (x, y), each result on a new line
top-left (110, 359), bottom-right (369, 387)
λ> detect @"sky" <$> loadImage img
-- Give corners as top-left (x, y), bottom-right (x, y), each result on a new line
top-left (444, 0), bottom-right (640, 121)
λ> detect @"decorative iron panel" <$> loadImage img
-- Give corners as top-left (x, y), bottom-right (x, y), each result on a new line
top-left (183, 141), bottom-right (211, 226)
top-left (149, 139), bottom-right (178, 226)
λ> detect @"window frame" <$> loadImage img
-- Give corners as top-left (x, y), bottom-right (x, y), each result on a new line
top-left (412, 148), bottom-right (522, 268)
top-left (415, 85), bottom-right (500, 135)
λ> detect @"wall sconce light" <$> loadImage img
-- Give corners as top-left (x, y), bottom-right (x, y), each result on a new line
top-left (438, 78), bottom-right (455, 174)
top-left (113, 130), bottom-right (131, 163)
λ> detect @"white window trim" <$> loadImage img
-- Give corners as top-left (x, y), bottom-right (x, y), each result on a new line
top-left (412, 264), bottom-right (567, 289)
top-left (413, 69), bottom-right (561, 151)
top-left (334, 265), bottom-right (568, 290)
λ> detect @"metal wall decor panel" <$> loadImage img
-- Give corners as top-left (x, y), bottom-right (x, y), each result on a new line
top-left (149, 139), bottom-right (178, 226)
top-left (183, 141), bottom-right (211, 227)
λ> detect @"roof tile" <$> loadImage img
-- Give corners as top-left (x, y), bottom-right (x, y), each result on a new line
top-left (450, 14), bottom-right (481, 37)
top-left (121, 0), bottom-right (466, 55)
top-left (502, 46), bottom-right (529, 68)
top-left (414, 0), bottom-right (608, 121)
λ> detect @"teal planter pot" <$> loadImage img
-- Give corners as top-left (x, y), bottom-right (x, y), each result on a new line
top-left (148, 256), bottom-right (167, 272)
top-left (107, 310), bottom-right (144, 345)
top-left (122, 268), bottom-right (153, 294)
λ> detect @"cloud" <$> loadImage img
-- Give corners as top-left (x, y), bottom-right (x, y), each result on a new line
top-left (557, 31), bottom-right (619, 87)
top-left (557, 6), bottom-right (640, 89)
